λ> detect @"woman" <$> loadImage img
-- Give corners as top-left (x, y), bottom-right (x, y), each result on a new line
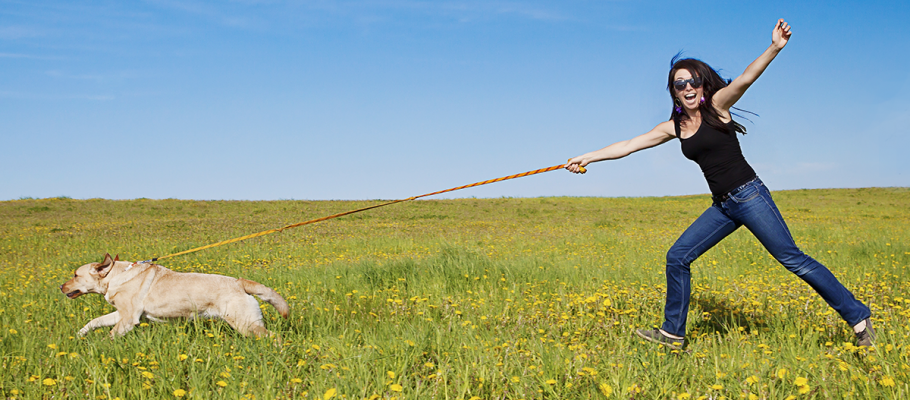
top-left (565, 19), bottom-right (874, 350)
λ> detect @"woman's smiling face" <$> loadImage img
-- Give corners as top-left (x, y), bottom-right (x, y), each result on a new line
top-left (673, 69), bottom-right (703, 112)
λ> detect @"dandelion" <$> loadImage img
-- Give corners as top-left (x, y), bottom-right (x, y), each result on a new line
top-left (216, 381), bottom-right (227, 387)
top-left (141, 371), bottom-right (154, 379)
top-left (387, 371), bottom-right (396, 379)
top-left (9, 328), bottom-right (17, 334)
top-left (776, 368), bottom-right (789, 379)
top-left (711, 384), bottom-right (723, 390)
top-left (880, 376), bottom-right (896, 387)
top-left (746, 375), bottom-right (759, 385)
top-left (291, 378), bottom-right (302, 383)
top-left (323, 388), bottom-right (337, 400)
top-left (42, 378), bottom-right (56, 386)
top-left (511, 376), bottom-right (520, 383)
top-left (390, 384), bottom-right (403, 392)
top-left (178, 354), bottom-right (188, 361)
top-left (677, 393), bottom-right (690, 400)
top-left (173, 389), bottom-right (186, 397)
top-left (599, 382), bottom-right (613, 397)
top-left (545, 379), bottom-right (557, 385)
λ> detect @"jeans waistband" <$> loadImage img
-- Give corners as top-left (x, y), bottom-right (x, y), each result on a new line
top-left (713, 176), bottom-right (760, 203)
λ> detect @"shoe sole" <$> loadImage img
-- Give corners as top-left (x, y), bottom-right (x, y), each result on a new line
top-left (634, 330), bottom-right (689, 352)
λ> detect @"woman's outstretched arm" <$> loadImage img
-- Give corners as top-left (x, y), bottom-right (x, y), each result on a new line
top-left (713, 19), bottom-right (792, 115)
top-left (565, 121), bottom-right (676, 173)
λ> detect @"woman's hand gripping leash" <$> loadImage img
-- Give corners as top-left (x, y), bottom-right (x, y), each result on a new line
top-left (565, 158), bottom-right (588, 174)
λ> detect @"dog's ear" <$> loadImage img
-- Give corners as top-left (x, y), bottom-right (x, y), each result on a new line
top-left (114, 254), bottom-right (119, 262)
top-left (96, 253), bottom-right (115, 278)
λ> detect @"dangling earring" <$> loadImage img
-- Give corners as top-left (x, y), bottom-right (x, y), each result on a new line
top-left (674, 98), bottom-right (682, 113)
top-left (699, 96), bottom-right (705, 104)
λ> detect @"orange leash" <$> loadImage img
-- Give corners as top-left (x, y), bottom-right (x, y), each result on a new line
top-left (145, 162), bottom-right (584, 263)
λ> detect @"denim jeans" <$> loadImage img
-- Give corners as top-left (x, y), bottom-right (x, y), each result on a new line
top-left (661, 177), bottom-right (870, 337)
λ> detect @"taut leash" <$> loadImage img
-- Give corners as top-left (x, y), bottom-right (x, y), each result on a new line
top-left (142, 162), bottom-right (584, 263)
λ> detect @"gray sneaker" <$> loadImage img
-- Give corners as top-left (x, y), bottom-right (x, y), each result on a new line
top-left (855, 317), bottom-right (876, 347)
top-left (635, 328), bottom-right (687, 351)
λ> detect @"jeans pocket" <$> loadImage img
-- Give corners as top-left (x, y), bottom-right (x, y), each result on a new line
top-left (730, 184), bottom-right (760, 203)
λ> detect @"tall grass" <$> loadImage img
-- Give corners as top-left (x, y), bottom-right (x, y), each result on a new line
top-left (1, 188), bottom-right (908, 399)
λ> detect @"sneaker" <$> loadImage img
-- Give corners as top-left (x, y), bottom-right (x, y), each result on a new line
top-left (635, 328), bottom-right (687, 351)
top-left (855, 317), bottom-right (876, 347)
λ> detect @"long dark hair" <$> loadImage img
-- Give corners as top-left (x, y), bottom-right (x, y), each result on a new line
top-left (668, 54), bottom-right (750, 135)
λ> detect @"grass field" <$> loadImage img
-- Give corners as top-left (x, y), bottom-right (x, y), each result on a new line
top-left (1, 188), bottom-right (908, 399)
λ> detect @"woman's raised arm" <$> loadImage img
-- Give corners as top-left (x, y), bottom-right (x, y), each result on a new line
top-left (713, 19), bottom-right (792, 115)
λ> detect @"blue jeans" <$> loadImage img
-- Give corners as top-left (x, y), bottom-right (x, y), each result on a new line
top-left (661, 177), bottom-right (870, 337)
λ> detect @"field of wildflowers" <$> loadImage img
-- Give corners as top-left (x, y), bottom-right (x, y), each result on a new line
top-left (1, 187), bottom-right (908, 399)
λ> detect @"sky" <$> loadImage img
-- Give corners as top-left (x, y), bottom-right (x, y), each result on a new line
top-left (2, 0), bottom-right (908, 201)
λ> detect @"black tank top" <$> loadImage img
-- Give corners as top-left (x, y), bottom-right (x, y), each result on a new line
top-left (676, 119), bottom-right (756, 197)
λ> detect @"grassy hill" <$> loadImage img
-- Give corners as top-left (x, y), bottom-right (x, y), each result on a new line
top-left (1, 188), bottom-right (907, 399)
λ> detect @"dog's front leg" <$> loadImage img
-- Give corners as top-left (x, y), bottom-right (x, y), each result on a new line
top-left (79, 311), bottom-right (120, 336)
top-left (109, 304), bottom-right (145, 337)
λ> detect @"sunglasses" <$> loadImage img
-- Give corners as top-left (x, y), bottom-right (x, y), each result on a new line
top-left (673, 76), bottom-right (703, 91)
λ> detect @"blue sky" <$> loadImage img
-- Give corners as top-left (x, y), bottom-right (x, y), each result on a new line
top-left (2, 0), bottom-right (908, 200)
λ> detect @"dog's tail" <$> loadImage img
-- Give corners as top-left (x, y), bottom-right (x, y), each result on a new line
top-left (240, 279), bottom-right (290, 318)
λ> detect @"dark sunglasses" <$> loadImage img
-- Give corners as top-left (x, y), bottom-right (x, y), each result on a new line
top-left (673, 77), bottom-right (703, 91)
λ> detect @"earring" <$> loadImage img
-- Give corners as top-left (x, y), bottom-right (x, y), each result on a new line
top-left (674, 98), bottom-right (682, 113)
top-left (700, 96), bottom-right (705, 104)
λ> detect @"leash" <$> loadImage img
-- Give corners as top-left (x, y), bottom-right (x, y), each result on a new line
top-left (140, 162), bottom-right (585, 263)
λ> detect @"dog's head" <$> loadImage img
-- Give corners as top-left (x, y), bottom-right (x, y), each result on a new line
top-left (60, 253), bottom-right (118, 299)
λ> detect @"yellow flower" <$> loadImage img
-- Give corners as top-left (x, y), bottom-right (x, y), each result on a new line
top-left (173, 389), bottom-right (186, 397)
top-left (47, 344), bottom-right (56, 349)
top-left (178, 354), bottom-right (188, 361)
top-left (546, 379), bottom-right (557, 385)
top-left (511, 376), bottom-right (520, 383)
top-left (798, 385), bottom-right (811, 394)
top-left (710, 384), bottom-right (723, 390)
top-left (794, 377), bottom-right (807, 386)
top-left (784, 396), bottom-right (796, 400)
top-left (880, 376), bottom-right (896, 387)
top-left (748, 394), bottom-right (758, 400)
top-left (216, 381), bottom-right (227, 387)
top-left (9, 328), bottom-right (17, 334)
top-left (42, 378), bottom-right (56, 386)
top-left (390, 384), bottom-right (403, 392)
top-left (323, 388), bottom-right (337, 400)
top-left (387, 371), bottom-right (396, 379)
top-left (141, 371), bottom-right (154, 379)
top-left (677, 393), bottom-right (690, 400)
top-left (745, 375), bottom-right (759, 385)
top-left (291, 378), bottom-right (302, 383)
top-left (599, 382), bottom-right (613, 397)
top-left (776, 368), bottom-right (789, 379)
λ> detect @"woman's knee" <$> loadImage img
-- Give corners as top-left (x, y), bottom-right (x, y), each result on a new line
top-left (666, 246), bottom-right (692, 272)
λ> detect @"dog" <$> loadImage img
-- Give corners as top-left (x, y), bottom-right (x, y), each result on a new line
top-left (60, 253), bottom-right (289, 338)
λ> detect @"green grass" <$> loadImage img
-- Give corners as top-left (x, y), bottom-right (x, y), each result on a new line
top-left (1, 188), bottom-right (908, 399)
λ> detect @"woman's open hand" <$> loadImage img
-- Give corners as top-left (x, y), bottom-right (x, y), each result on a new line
top-left (773, 19), bottom-right (792, 50)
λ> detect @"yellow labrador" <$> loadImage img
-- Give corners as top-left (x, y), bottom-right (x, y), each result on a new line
top-left (60, 253), bottom-right (289, 337)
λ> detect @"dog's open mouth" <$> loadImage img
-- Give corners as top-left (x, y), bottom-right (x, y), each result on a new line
top-left (66, 290), bottom-right (82, 299)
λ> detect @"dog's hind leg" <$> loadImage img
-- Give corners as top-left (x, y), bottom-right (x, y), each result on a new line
top-left (79, 311), bottom-right (120, 336)
top-left (222, 295), bottom-right (269, 337)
